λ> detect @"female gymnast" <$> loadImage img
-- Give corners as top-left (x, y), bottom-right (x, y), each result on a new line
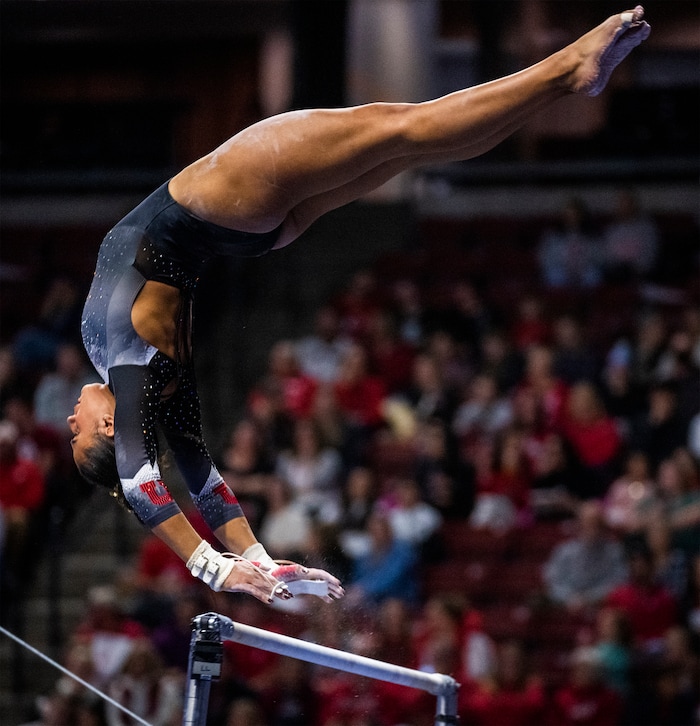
top-left (68, 7), bottom-right (650, 604)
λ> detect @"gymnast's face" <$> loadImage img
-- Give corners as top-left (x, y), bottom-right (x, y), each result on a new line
top-left (67, 383), bottom-right (115, 464)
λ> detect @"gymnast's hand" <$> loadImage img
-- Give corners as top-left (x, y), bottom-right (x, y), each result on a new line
top-left (268, 562), bottom-right (346, 603)
top-left (220, 557), bottom-right (293, 604)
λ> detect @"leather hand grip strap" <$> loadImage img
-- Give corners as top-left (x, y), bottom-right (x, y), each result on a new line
top-left (186, 541), bottom-right (236, 592)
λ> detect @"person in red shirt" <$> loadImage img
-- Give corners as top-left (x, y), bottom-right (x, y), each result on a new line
top-left (549, 646), bottom-right (623, 726)
top-left (606, 546), bottom-right (677, 653)
top-left (512, 296), bottom-right (551, 352)
top-left (516, 345), bottom-right (569, 433)
top-left (461, 639), bottom-right (546, 726)
top-left (562, 381), bottom-right (622, 498)
top-left (0, 419), bottom-right (45, 591)
top-left (366, 309), bottom-right (416, 395)
top-left (333, 343), bottom-right (386, 428)
top-left (333, 269), bottom-right (384, 345)
top-left (256, 340), bottom-right (318, 420)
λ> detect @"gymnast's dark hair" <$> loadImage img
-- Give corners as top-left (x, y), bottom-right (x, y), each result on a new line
top-left (76, 432), bottom-right (133, 512)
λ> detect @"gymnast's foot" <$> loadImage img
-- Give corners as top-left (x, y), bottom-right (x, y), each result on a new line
top-left (566, 5), bottom-right (650, 96)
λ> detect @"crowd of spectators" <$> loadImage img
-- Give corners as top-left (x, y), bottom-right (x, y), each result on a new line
top-left (3, 196), bottom-right (699, 725)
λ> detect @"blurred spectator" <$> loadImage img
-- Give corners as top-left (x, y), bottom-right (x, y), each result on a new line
top-left (401, 351), bottom-right (459, 427)
top-left (626, 649), bottom-right (699, 726)
top-left (224, 697), bottom-right (266, 726)
top-left (655, 454), bottom-right (700, 557)
top-left (294, 304), bottom-right (352, 384)
top-left (689, 411), bottom-right (700, 462)
top-left (13, 275), bottom-right (83, 371)
top-left (365, 309), bottom-right (416, 394)
top-left (382, 477), bottom-right (443, 558)
top-left (218, 419), bottom-right (275, 530)
top-left (657, 625), bottom-right (700, 705)
top-left (511, 385), bottom-right (549, 468)
top-left (606, 546), bottom-right (677, 654)
top-left (33, 342), bottom-right (99, 434)
top-left (412, 595), bottom-right (467, 676)
top-left (517, 344), bottom-right (569, 432)
top-left (627, 311), bottom-right (668, 389)
top-left (333, 342), bottom-right (386, 428)
top-left (150, 590), bottom-right (208, 671)
top-left (646, 517), bottom-right (689, 602)
top-left (602, 189), bottom-right (658, 282)
top-left (543, 501), bottom-right (628, 614)
top-left (414, 418), bottom-right (475, 520)
top-left (548, 646), bottom-right (623, 726)
top-left (560, 381), bottom-right (622, 498)
top-left (274, 417), bottom-right (342, 523)
top-left (511, 295), bottom-right (550, 352)
top-left (245, 379), bottom-right (294, 457)
top-left (470, 427), bottom-right (532, 533)
top-left (682, 306), bottom-right (700, 370)
top-left (426, 329), bottom-right (473, 393)
top-left (537, 197), bottom-right (604, 289)
top-left (0, 345), bottom-right (33, 412)
top-left (599, 342), bottom-right (646, 428)
top-left (3, 395), bottom-right (67, 483)
top-left (259, 657), bottom-right (317, 726)
top-left (478, 328), bottom-right (523, 395)
top-left (346, 508), bottom-right (419, 607)
top-left (308, 383), bottom-right (348, 454)
top-left (452, 372), bottom-right (514, 444)
top-left (259, 476), bottom-right (313, 562)
top-left (461, 639), bottom-right (546, 726)
top-left (432, 279), bottom-right (492, 357)
top-left (333, 342), bottom-right (386, 465)
top-left (602, 451), bottom-right (657, 536)
top-left (551, 314), bottom-right (599, 384)
top-left (391, 278), bottom-right (428, 347)
top-left (591, 606), bottom-right (633, 696)
top-left (375, 597), bottom-right (415, 668)
top-left (255, 340), bottom-right (318, 420)
top-left (630, 383), bottom-right (689, 471)
top-left (332, 268), bottom-right (383, 343)
top-left (303, 521), bottom-right (352, 584)
top-left (0, 419), bottom-right (45, 594)
top-left (337, 465), bottom-right (378, 559)
top-left (529, 432), bottom-right (580, 521)
top-left (71, 585), bottom-right (146, 688)
top-left (105, 638), bottom-right (182, 726)
top-left (17, 690), bottom-right (85, 726)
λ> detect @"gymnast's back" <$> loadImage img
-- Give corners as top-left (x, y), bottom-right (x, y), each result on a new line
top-left (81, 180), bottom-right (280, 382)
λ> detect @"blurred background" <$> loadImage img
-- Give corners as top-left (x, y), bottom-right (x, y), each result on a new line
top-left (1, 1), bottom-right (699, 725)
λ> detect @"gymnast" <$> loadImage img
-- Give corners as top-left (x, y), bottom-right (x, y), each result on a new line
top-left (67, 7), bottom-right (650, 604)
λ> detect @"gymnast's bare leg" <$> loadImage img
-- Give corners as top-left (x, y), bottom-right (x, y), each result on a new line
top-left (169, 7), bottom-right (649, 248)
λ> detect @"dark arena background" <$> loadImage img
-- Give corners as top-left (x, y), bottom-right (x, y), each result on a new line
top-left (1, 1), bottom-right (699, 725)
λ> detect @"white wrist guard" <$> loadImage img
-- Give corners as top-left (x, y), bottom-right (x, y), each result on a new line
top-left (186, 541), bottom-right (235, 592)
top-left (241, 542), bottom-right (275, 569)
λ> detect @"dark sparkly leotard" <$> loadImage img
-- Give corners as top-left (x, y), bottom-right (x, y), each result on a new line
top-left (81, 181), bottom-right (281, 529)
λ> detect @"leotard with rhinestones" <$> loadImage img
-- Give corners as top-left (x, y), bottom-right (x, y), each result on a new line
top-left (81, 181), bottom-right (281, 528)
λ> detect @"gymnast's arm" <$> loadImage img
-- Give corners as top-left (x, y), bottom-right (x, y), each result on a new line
top-left (157, 367), bottom-right (274, 561)
top-left (159, 367), bottom-right (346, 601)
top-left (109, 363), bottom-right (283, 599)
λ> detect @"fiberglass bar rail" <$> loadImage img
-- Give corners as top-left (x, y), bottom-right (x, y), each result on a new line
top-left (183, 612), bottom-right (460, 726)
